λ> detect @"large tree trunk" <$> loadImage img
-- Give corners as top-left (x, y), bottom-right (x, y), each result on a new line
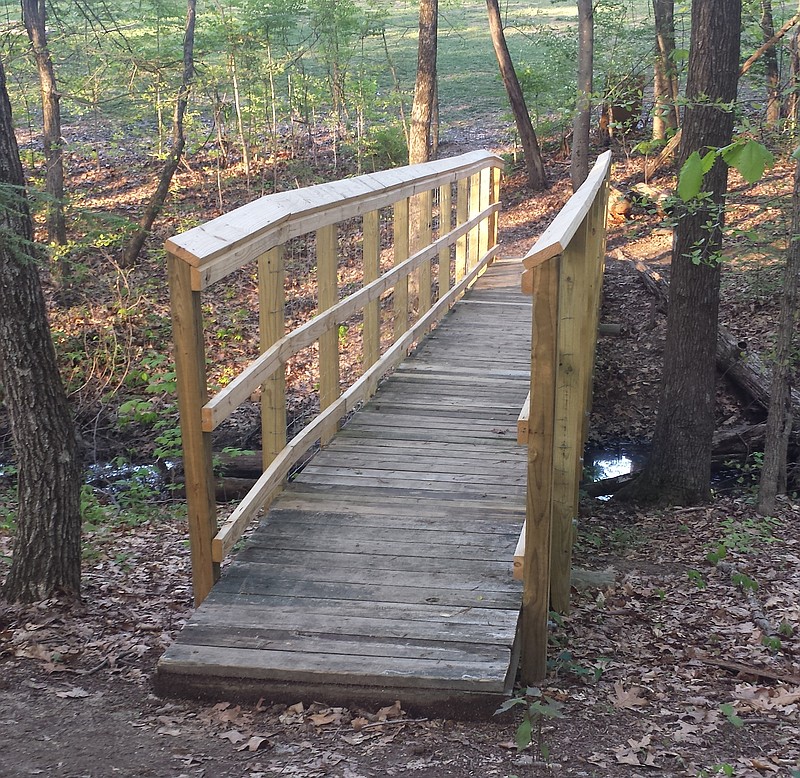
top-left (408, 0), bottom-right (438, 165)
top-left (652, 0), bottom-right (679, 140)
top-left (21, 0), bottom-right (67, 252)
top-left (570, 0), bottom-right (593, 190)
top-left (485, 0), bottom-right (548, 190)
top-left (760, 0), bottom-right (782, 128)
top-left (758, 161), bottom-right (800, 514)
top-left (618, 0), bottom-right (742, 506)
top-left (0, 60), bottom-right (81, 603)
top-left (122, 0), bottom-right (196, 267)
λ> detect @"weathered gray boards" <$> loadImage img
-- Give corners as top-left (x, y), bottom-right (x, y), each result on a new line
top-left (156, 259), bottom-right (530, 713)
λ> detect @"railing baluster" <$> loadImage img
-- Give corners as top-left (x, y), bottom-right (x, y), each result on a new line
top-left (438, 183), bottom-right (452, 294)
top-left (316, 224), bottom-right (339, 446)
top-left (455, 177), bottom-right (468, 283)
top-left (362, 210), bottom-right (381, 392)
top-left (259, 245), bottom-right (287, 469)
top-left (417, 189), bottom-right (433, 315)
top-left (393, 197), bottom-right (410, 338)
top-left (468, 171), bottom-right (481, 272)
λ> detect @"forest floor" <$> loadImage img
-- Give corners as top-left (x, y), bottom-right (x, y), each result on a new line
top-left (2, 128), bottom-right (800, 777)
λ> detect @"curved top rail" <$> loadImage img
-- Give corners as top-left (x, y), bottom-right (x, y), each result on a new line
top-left (522, 150), bottom-right (612, 270)
top-left (166, 150), bottom-right (504, 289)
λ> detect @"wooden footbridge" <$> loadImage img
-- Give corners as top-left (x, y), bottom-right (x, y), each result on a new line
top-left (156, 151), bottom-right (611, 713)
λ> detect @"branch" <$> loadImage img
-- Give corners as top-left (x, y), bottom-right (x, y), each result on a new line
top-left (740, 14), bottom-right (799, 78)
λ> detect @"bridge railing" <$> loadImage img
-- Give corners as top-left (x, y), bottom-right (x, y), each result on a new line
top-left (516, 151), bottom-right (612, 682)
top-left (167, 151), bottom-right (504, 604)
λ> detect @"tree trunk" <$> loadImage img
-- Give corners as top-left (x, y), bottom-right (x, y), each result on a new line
top-left (485, 0), bottom-right (548, 190)
top-left (758, 161), bottom-right (800, 514)
top-left (760, 0), bottom-right (782, 128)
top-left (408, 0), bottom-right (438, 165)
top-left (21, 0), bottom-right (67, 252)
top-left (571, 0), bottom-right (593, 190)
top-left (652, 0), bottom-right (679, 140)
top-left (0, 60), bottom-right (81, 603)
top-left (617, 0), bottom-right (742, 506)
top-left (122, 0), bottom-right (196, 267)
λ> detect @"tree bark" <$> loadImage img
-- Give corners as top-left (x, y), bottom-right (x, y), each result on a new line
top-left (408, 0), bottom-right (438, 165)
top-left (617, 0), bottom-right (742, 506)
top-left (758, 161), bottom-right (800, 514)
top-left (21, 0), bottom-right (67, 251)
top-left (0, 60), bottom-right (81, 603)
top-left (122, 0), bottom-right (196, 267)
top-left (760, 1), bottom-right (782, 128)
top-left (485, 0), bottom-right (548, 190)
top-left (571, 0), bottom-right (593, 190)
top-left (652, 0), bottom-right (679, 140)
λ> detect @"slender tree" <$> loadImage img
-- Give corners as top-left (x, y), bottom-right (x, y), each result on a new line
top-left (485, 0), bottom-right (547, 190)
top-left (571, 0), bottom-right (593, 190)
top-left (122, 0), bottom-right (196, 267)
top-left (408, 0), bottom-right (438, 165)
top-left (21, 0), bottom-right (67, 248)
top-left (618, 0), bottom-right (742, 505)
top-left (0, 58), bottom-right (82, 603)
top-left (758, 162), bottom-right (800, 514)
top-left (652, 0), bottom-right (679, 140)
top-left (760, 0), bottom-right (781, 128)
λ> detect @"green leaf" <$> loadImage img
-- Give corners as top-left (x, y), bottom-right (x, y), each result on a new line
top-left (672, 48), bottom-right (689, 61)
top-left (720, 703), bottom-right (744, 728)
top-left (515, 717), bottom-right (532, 751)
top-left (721, 139), bottom-right (774, 184)
top-left (495, 697), bottom-right (526, 714)
top-left (678, 151), bottom-right (705, 201)
top-left (700, 150), bottom-right (718, 174)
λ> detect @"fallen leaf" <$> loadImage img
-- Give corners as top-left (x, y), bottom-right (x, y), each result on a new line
top-left (55, 686), bottom-right (90, 699)
top-left (220, 729), bottom-right (247, 744)
top-left (611, 681), bottom-right (648, 709)
top-left (237, 735), bottom-right (271, 752)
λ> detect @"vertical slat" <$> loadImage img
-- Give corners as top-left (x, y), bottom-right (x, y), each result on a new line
top-left (467, 171), bottom-right (481, 271)
top-left (362, 209), bottom-right (381, 374)
top-left (455, 177), bottom-right (469, 284)
top-left (168, 254), bottom-right (218, 605)
top-left (478, 166), bottom-right (490, 261)
top-left (521, 256), bottom-right (559, 684)
top-left (549, 218), bottom-right (590, 614)
top-left (317, 224), bottom-right (339, 445)
top-left (259, 245), bottom-right (286, 470)
top-left (417, 189), bottom-right (433, 315)
top-left (488, 166), bottom-right (501, 251)
top-left (438, 183), bottom-right (452, 294)
top-left (393, 198), bottom-right (410, 339)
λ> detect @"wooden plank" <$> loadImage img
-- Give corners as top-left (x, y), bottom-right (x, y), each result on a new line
top-left (317, 224), bottom-right (339, 445)
top-left (478, 166), bottom-right (490, 262)
top-left (513, 521), bottom-right (525, 581)
top-left (362, 209), bottom-right (380, 382)
top-left (158, 643), bottom-right (510, 692)
top-left (417, 189), bottom-right (433, 315)
top-left (168, 254), bottom-right (218, 605)
top-left (393, 197), bottom-right (410, 338)
top-left (468, 172), bottom-right (481, 272)
top-left (455, 176), bottom-right (469, 283)
top-left (438, 183), bottom-right (452, 293)
top-left (258, 245), bottom-right (286, 468)
top-left (521, 256), bottom-right (559, 684)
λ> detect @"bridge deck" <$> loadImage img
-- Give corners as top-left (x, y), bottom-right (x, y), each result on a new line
top-left (156, 258), bottom-right (531, 714)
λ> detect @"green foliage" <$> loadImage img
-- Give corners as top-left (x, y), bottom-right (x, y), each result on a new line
top-left (687, 569), bottom-right (707, 589)
top-left (719, 703), bottom-right (744, 728)
top-left (496, 686), bottom-right (564, 759)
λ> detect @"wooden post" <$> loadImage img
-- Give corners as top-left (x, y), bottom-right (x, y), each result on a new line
top-left (417, 189), bottom-right (433, 315)
top-left (438, 183), bottom-right (452, 294)
top-left (455, 177), bottom-right (469, 284)
top-left (521, 255), bottom-right (559, 684)
top-left (393, 198), bottom-right (410, 339)
top-left (549, 217), bottom-right (591, 614)
top-left (467, 171), bottom-right (481, 272)
top-left (317, 224), bottom-right (339, 445)
top-left (362, 210), bottom-right (381, 386)
top-left (258, 245), bottom-right (286, 470)
top-left (168, 254), bottom-right (219, 605)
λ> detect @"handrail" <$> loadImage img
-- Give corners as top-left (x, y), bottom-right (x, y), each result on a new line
top-left (518, 152), bottom-right (611, 684)
top-left (168, 150), bottom-right (503, 290)
top-left (168, 151), bottom-right (504, 605)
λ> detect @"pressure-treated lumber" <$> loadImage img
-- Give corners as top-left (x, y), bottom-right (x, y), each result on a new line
top-left (317, 224), bottom-right (339, 445)
top-left (166, 150), bottom-right (504, 290)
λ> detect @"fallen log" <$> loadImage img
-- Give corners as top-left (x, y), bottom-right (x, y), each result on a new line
top-left (627, 257), bottom-right (800, 417)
